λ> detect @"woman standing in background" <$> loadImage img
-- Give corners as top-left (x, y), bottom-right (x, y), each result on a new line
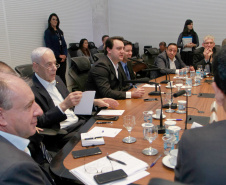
top-left (177, 19), bottom-right (199, 66)
top-left (44, 13), bottom-right (67, 85)
top-left (77, 38), bottom-right (94, 64)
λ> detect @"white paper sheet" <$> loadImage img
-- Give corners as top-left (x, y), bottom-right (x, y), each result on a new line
top-left (88, 126), bottom-right (122, 137)
top-left (70, 151), bottom-right (149, 185)
top-left (97, 110), bottom-right (125, 116)
top-left (142, 84), bottom-right (160, 87)
top-left (74, 91), bottom-right (95, 115)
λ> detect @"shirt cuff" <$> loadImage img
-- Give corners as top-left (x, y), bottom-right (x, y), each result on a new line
top-left (126, 92), bottom-right (131, 99)
top-left (175, 69), bottom-right (179, 74)
top-left (57, 105), bottom-right (65, 114)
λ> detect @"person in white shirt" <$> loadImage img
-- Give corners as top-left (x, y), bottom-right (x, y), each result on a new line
top-left (31, 47), bottom-right (118, 150)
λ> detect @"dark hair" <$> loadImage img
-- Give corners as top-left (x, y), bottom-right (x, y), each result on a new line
top-left (182, 19), bottom-right (197, 36)
top-left (159, 42), bottom-right (166, 47)
top-left (48, 13), bottom-right (63, 34)
top-left (213, 47), bottom-right (226, 95)
top-left (123, 40), bottom-right (132, 47)
top-left (167, 43), bottom-right (178, 49)
top-left (104, 36), bottom-right (124, 55)
top-left (79, 38), bottom-right (90, 56)
top-left (102, 35), bottom-right (109, 41)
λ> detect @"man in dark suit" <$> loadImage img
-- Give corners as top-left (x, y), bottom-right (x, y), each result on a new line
top-left (154, 43), bottom-right (194, 77)
top-left (193, 35), bottom-right (220, 71)
top-left (0, 73), bottom-right (54, 185)
top-left (175, 47), bottom-right (226, 184)
top-left (86, 36), bottom-right (145, 100)
top-left (31, 47), bottom-right (118, 149)
top-left (119, 40), bottom-right (136, 83)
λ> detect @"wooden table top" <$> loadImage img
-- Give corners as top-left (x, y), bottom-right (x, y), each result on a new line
top-left (63, 74), bottom-right (223, 184)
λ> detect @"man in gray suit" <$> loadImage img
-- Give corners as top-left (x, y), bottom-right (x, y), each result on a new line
top-left (0, 73), bottom-right (54, 184)
top-left (154, 43), bottom-right (194, 77)
top-left (175, 47), bottom-right (226, 184)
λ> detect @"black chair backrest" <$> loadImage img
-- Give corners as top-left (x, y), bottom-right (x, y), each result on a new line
top-left (88, 41), bottom-right (98, 56)
top-left (148, 178), bottom-right (188, 185)
top-left (132, 42), bottom-right (140, 58)
top-left (15, 64), bottom-right (33, 78)
top-left (93, 53), bottom-right (105, 62)
top-left (68, 56), bottom-right (91, 91)
top-left (68, 43), bottom-right (79, 58)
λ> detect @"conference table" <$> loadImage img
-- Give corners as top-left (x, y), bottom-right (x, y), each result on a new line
top-left (50, 74), bottom-right (224, 184)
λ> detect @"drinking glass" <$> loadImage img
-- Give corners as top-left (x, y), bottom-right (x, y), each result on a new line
top-left (143, 111), bottom-right (153, 123)
top-left (122, 115), bottom-right (136, 143)
top-left (165, 92), bottom-right (175, 113)
top-left (142, 123), bottom-right (158, 155)
top-left (175, 79), bottom-right (183, 91)
top-left (162, 135), bottom-right (176, 155)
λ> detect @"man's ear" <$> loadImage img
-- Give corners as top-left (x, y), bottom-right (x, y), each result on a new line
top-left (0, 108), bottom-right (7, 127)
top-left (212, 82), bottom-right (225, 106)
top-left (32, 62), bottom-right (38, 73)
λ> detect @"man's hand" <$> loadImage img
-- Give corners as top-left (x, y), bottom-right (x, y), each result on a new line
top-left (59, 55), bottom-right (66, 62)
top-left (131, 87), bottom-right (145, 98)
top-left (59, 91), bottom-right (82, 112)
top-left (189, 66), bottom-right (195, 71)
top-left (36, 127), bottom-right (43, 133)
top-left (203, 48), bottom-right (213, 61)
top-left (94, 98), bottom-right (119, 109)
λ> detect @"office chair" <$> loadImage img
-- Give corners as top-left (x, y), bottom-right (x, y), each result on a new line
top-left (15, 64), bottom-right (34, 78)
top-left (93, 53), bottom-right (105, 62)
top-left (88, 41), bottom-right (98, 56)
top-left (68, 43), bottom-right (79, 58)
top-left (148, 178), bottom-right (188, 185)
top-left (68, 56), bottom-right (91, 92)
top-left (132, 42), bottom-right (140, 58)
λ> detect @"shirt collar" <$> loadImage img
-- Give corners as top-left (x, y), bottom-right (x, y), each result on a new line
top-left (107, 56), bottom-right (119, 69)
top-left (120, 61), bottom-right (127, 68)
top-left (169, 57), bottom-right (176, 63)
top-left (0, 131), bottom-right (30, 152)
top-left (35, 73), bottom-right (56, 89)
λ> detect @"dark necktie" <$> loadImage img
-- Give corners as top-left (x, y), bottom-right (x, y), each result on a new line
top-left (40, 142), bottom-right (52, 163)
top-left (124, 65), bottom-right (131, 80)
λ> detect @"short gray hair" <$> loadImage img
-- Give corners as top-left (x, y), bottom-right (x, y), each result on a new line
top-left (0, 78), bottom-right (13, 110)
top-left (31, 47), bottom-right (53, 64)
top-left (203, 35), bottom-right (215, 43)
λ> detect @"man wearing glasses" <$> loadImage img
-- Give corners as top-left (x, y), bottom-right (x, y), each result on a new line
top-left (193, 35), bottom-right (220, 71)
top-left (31, 47), bottom-right (118, 151)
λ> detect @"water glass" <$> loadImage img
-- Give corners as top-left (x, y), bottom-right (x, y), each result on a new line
top-left (143, 111), bottom-right (153, 123)
top-left (176, 100), bottom-right (186, 114)
top-left (162, 135), bottom-right (175, 155)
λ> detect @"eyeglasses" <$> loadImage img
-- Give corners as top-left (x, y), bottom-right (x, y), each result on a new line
top-left (204, 42), bottom-right (214, 45)
top-left (35, 62), bottom-right (60, 70)
top-left (84, 155), bottom-right (113, 174)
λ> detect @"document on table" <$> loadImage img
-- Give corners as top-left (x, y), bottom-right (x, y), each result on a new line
top-left (88, 126), bottom-right (122, 137)
top-left (97, 109), bottom-right (125, 116)
top-left (142, 84), bottom-right (160, 87)
top-left (70, 151), bottom-right (150, 185)
top-left (74, 91), bottom-right (95, 115)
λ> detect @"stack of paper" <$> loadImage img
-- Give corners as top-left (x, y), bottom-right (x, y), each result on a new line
top-left (81, 133), bottom-right (105, 147)
top-left (70, 151), bottom-right (150, 185)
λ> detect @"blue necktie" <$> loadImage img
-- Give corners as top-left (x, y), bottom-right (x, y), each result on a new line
top-left (124, 65), bottom-right (131, 80)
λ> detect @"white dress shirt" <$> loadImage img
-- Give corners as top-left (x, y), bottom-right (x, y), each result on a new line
top-left (0, 131), bottom-right (31, 155)
top-left (35, 73), bottom-right (78, 129)
top-left (107, 57), bottom-right (131, 98)
top-left (169, 57), bottom-right (179, 74)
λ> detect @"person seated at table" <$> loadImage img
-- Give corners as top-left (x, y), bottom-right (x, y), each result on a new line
top-left (119, 40), bottom-right (136, 83)
top-left (86, 36), bottom-right (145, 100)
top-left (193, 35), bottom-right (220, 71)
top-left (159, 41), bottom-right (167, 53)
top-left (77, 38), bottom-right (95, 64)
top-left (31, 47), bottom-right (119, 150)
top-left (98, 35), bottom-right (109, 50)
top-left (154, 43), bottom-right (194, 77)
top-left (175, 47), bottom-right (226, 185)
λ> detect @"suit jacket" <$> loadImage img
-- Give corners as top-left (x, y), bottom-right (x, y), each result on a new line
top-left (193, 47), bottom-right (219, 70)
top-left (154, 51), bottom-right (186, 76)
top-left (31, 75), bottom-right (68, 129)
top-left (118, 61), bottom-right (136, 81)
top-left (0, 135), bottom-right (54, 185)
top-left (86, 55), bottom-right (130, 99)
top-left (175, 120), bottom-right (226, 185)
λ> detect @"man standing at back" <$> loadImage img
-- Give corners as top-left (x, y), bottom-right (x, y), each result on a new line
top-left (175, 47), bottom-right (226, 184)
top-left (86, 36), bottom-right (145, 99)
top-left (0, 73), bottom-right (54, 184)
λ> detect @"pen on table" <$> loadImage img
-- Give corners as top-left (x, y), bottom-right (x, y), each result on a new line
top-left (84, 136), bottom-right (103, 140)
top-left (107, 155), bottom-right (127, 165)
top-left (166, 119), bottom-right (183, 121)
top-left (150, 154), bottom-right (162, 168)
top-left (96, 121), bottom-right (113, 124)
